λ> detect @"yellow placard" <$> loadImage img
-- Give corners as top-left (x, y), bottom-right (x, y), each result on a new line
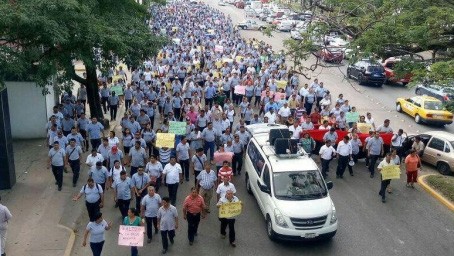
top-left (381, 165), bottom-right (401, 180)
top-left (276, 80), bottom-right (287, 90)
top-left (219, 201), bottom-right (242, 218)
top-left (156, 133), bottom-right (175, 148)
top-left (172, 26), bottom-right (178, 32)
top-left (215, 61), bottom-right (223, 69)
top-left (357, 123), bottom-right (372, 134)
top-left (235, 55), bottom-right (244, 62)
top-left (213, 71), bottom-right (222, 79)
top-left (112, 75), bottom-right (124, 83)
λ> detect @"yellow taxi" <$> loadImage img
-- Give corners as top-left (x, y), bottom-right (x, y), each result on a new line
top-left (396, 95), bottom-right (453, 125)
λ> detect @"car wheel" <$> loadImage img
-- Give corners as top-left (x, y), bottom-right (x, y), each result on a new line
top-left (245, 175), bottom-right (252, 194)
top-left (396, 103), bottom-right (402, 112)
top-left (415, 88), bottom-right (421, 95)
top-left (358, 74), bottom-right (364, 85)
top-left (347, 68), bottom-right (352, 79)
top-left (266, 216), bottom-right (276, 241)
top-left (437, 162), bottom-right (451, 175)
top-left (414, 114), bottom-right (421, 124)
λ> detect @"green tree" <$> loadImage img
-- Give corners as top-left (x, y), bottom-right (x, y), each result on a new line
top-left (0, 0), bottom-right (166, 119)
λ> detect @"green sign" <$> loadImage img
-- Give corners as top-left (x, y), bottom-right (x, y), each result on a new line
top-left (110, 85), bottom-right (124, 96)
top-left (169, 121), bottom-right (186, 135)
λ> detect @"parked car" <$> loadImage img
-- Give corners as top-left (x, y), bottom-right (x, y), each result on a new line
top-left (317, 47), bottom-right (344, 63)
top-left (290, 24), bottom-right (307, 40)
top-left (396, 95), bottom-right (453, 125)
top-left (218, 0), bottom-right (227, 6)
top-left (415, 84), bottom-right (454, 102)
top-left (234, 0), bottom-right (245, 8)
top-left (346, 59), bottom-right (386, 86)
top-left (400, 131), bottom-right (454, 175)
top-left (382, 57), bottom-right (412, 85)
top-left (277, 20), bottom-right (294, 32)
top-left (236, 19), bottom-right (268, 30)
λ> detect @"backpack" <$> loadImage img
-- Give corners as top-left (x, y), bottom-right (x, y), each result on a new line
top-left (83, 183), bottom-right (101, 194)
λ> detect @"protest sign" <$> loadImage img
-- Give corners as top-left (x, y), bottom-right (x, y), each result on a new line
top-left (215, 45), bottom-right (224, 53)
top-left (261, 90), bottom-right (275, 99)
top-left (118, 225), bottom-right (144, 247)
top-left (381, 165), bottom-right (401, 180)
top-left (214, 151), bottom-right (234, 163)
top-left (219, 201), bottom-right (242, 218)
top-left (169, 121), bottom-right (186, 135)
top-left (156, 133), bottom-right (175, 148)
top-left (274, 92), bottom-right (286, 101)
top-left (234, 85), bottom-right (246, 95)
top-left (276, 80), bottom-right (287, 90)
top-left (357, 123), bottom-right (372, 134)
top-left (110, 85), bottom-right (124, 96)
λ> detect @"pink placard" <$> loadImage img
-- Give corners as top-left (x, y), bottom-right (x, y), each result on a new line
top-left (274, 92), bottom-right (286, 101)
top-left (118, 225), bottom-right (144, 247)
top-left (261, 90), bottom-right (275, 99)
top-left (234, 85), bottom-right (246, 95)
top-left (214, 151), bottom-right (234, 163)
top-left (214, 45), bottom-right (224, 53)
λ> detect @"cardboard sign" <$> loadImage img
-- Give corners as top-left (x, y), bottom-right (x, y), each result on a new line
top-left (381, 165), bottom-right (401, 180)
top-left (214, 151), bottom-right (234, 163)
top-left (118, 225), bottom-right (144, 247)
top-left (276, 80), bottom-right (288, 90)
top-left (234, 85), bottom-right (246, 95)
top-left (261, 90), bottom-right (275, 99)
top-left (110, 85), bottom-right (124, 96)
top-left (357, 123), bottom-right (372, 134)
top-left (215, 45), bottom-right (224, 53)
top-left (219, 201), bottom-right (242, 218)
top-left (156, 133), bottom-right (175, 148)
top-left (169, 121), bottom-right (186, 135)
top-left (274, 92), bottom-right (286, 101)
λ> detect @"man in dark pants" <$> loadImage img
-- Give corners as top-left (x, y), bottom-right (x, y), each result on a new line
top-left (113, 171), bottom-right (133, 219)
top-left (231, 135), bottom-right (243, 175)
top-left (140, 186), bottom-right (161, 243)
top-left (47, 142), bottom-right (66, 191)
top-left (73, 178), bottom-right (104, 221)
top-left (377, 153), bottom-right (395, 203)
top-left (366, 132), bottom-right (384, 178)
top-left (162, 157), bottom-right (183, 206)
top-left (217, 190), bottom-right (241, 247)
top-left (336, 136), bottom-right (352, 179)
top-left (132, 167), bottom-right (151, 210)
top-left (108, 91), bottom-right (120, 121)
top-left (319, 140), bottom-right (336, 179)
top-left (100, 83), bottom-right (110, 114)
top-left (183, 187), bottom-right (206, 245)
top-left (157, 197), bottom-right (179, 254)
top-left (65, 139), bottom-right (83, 187)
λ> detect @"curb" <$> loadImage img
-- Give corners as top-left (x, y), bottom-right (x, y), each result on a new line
top-left (58, 224), bottom-right (76, 256)
top-left (418, 174), bottom-right (454, 212)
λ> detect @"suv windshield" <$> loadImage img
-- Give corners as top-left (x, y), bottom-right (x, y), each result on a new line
top-left (273, 170), bottom-right (327, 200)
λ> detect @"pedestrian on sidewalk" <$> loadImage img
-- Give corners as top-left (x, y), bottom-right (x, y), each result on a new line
top-left (132, 167), bottom-right (151, 210)
top-left (73, 178), bottom-right (104, 221)
top-left (47, 141), bottom-right (66, 191)
top-left (157, 197), bottom-right (179, 254)
top-left (114, 170), bottom-right (134, 219)
top-left (66, 139), bottom-right (83, 187)
top-left (123, 208), bottom-right (143, 256)
top-left (197, 162), bottom-right (217, 214)
top-left (162, 157), bottom-right (183, 206)
top-left (377, 153), bottom-right (395, 203)
top-left (83, 212), bottom-right (112, 256)
top-left (0, 196), bottom-right (12, 256)
top-left (216, 190), bottom-right (241, 247)
top-left (140, 186), bottom-right (162, 243)
top-left (183, 187), bottom-right (206, 245)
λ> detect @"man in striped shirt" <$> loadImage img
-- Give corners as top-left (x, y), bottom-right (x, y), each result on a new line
top-left (218, 161), bottom-right (233, 183)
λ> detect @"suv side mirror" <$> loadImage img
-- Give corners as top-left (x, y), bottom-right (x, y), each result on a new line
top-left (326, 181), bottom-right (333, 190)
top-left (257, 180), bottom-right (271, 194)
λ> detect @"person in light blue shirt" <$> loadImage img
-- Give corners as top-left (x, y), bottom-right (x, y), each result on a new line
top-left (86, 118), bottom-right (104, 150)
top-left (114, 170), bottom-right (134, 219)
top-left (48, 142), bottom-right (66, 191)
top-left (61, 115), bottom-right (76, 136)
top-left (67, 127), bottom-right (85, 149)
top-left (140, 186), bottom-right (162, 242)
top-left (204, 83), bottom-right (217, 109)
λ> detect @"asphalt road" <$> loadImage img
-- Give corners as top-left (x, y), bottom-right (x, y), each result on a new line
top-left (71, 2), bottom-right (454, 256)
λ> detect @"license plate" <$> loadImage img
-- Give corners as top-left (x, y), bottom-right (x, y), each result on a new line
top-left (304, 233), bottom-right (317, 238)
top-left (432, 115), bottom-right (443, 119)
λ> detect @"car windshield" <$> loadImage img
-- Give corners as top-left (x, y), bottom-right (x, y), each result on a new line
top-left (273, 170), bottom-right (327, 200)
top-left (424, 101), bottom-right (443, 110)
top-left (367, 65), bottom-right (384, 73)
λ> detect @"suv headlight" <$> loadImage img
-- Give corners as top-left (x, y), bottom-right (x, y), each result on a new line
top-left (330, 206), bottom-right (337, 224)
top-left (274, 208), bottom-right (288, 228)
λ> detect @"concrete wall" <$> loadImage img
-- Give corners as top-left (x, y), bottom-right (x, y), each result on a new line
top-left (6, 81), bottom-right (55, 139)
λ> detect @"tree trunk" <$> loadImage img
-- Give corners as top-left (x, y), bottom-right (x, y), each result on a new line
top-left (85, 64), bottom-right (103, 119)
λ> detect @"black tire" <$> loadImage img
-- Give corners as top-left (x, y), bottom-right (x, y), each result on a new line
top-left (266, 216), bottom-right (277, 241)
top-left (437, 162), bottom-right (451, 175)
top-left (358, 74), bottom-right (365, 85)
top-left (414, 114), bottom-right (421, 124)
top-left (396, 103), bottom-right (402, 112)
top-left (245, 175), bottom-right (252, 194)
top-left (347, 68), bottom-right (352, 79)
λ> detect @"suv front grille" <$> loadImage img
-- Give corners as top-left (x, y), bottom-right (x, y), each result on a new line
top-left (290, 215), bottom-right (327, 230)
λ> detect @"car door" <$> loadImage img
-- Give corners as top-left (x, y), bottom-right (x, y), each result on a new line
top-left (423, 137), bottom-right (446, 166)
top-left (257, 164), bottom-right (272, 214)
top-left (402, 98), bottom-right (416, 115)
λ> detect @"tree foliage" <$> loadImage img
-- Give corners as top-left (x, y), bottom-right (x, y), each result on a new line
top-left (0, 0), bottom-right (166, 118)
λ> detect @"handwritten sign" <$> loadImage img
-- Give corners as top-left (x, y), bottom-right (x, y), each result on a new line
top-left (274, 92), bottom-right (286, 101)
top-left (169, 121), bottom-right (186, 135)
top-left (235, 55), bottom-right (244, 62)
top-left (276, 80), bottom-right (288, 90)
top-left (110, 85), bottom-right (124, 96)
top-left (156, 133), bottom-right (175, 148)
top-left (214, 151), bottom-right (234, 163)
top-left (261, 90), bottom-right (275, 99)
top-left (234, 85), bottom-right (246, 95)
top-left (357, 123), bottom-right (372, 134)
top-left (219, 201), bottom-right (242, 218)
top-left (118, 225), bottom-right (144, 247)
top-left (381, 165), bottom-right (401, 180)
top-left (215, 45), bottom-right (224, 53)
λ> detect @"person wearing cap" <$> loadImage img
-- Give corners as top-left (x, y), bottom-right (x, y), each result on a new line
top-left (73, 178), bottom-right (105, 221)
top-left (66, 138), bottom-right (83, 187)
top-left (86, 117), bottom-right (105, 151)
top-left (336, 136), bottom-right (353, 178)
top-left (176, 137), bottom-right (191, 181)
top-left (108, 91), bottom-right (120, 121)
top-left (48, 141), bottom-right (67, 191)
top-left (132, 167), bottom-right (151, 210)
top-left (114, 170), bottom-right (134, 219)
top-left (107, 144), bottom-right (124, 170)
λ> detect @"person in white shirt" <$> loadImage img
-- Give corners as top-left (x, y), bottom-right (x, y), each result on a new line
top-left (86, 149), bottom-right (104, 170)
top-left (391, 128), bottom-right (406, 160)
top-left (318, 120), bottom-right (331, 130)
top-left (216, 176), bottom-right (236, 201)
top-left (289, 122), bottom-right (303, 140)
top-left (277, 102), bottom-right (291, 124)
top-left (336, 136), bottom-right (353, 178)
top-left (162, 157), bottom-right (183, 205)
top-left (264, 109), bottom-right (277, 124)
top-left (364, 112), bottom-right (376, 131)
top-left (319, 140), bottom-right (336, 179)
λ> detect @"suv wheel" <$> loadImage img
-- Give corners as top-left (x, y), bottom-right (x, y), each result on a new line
top-left (437, 162), bottom-right (451, 175)
top-left (347, 68), bottom-right (352, 78)
top-left (414, 114), bottom-right (421, 124)
top-left (358, 74), bottom-right (365, 85)
top-left (245, 175), bottom-right (252, 194)
top-left (266, 216), bottom-right (276, 241)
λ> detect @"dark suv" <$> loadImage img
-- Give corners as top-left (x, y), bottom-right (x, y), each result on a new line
top-left (347, 59), bottom-right (386, 86)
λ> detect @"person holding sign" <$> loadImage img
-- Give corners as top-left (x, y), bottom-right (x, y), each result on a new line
top-left (123, 208), bottom-right (144, 256)
top-left (377, 153), bottom-right (398, 203)
top-left (216, 190), bottom-right (241, 247)
top-left (83, 212), bottom-right (112, 256)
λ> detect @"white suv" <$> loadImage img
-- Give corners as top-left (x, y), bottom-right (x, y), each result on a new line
top-left (244, 124), bottom-right (338, 241)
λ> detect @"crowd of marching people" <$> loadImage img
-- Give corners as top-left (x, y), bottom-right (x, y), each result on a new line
top-left (40, 1), bottom-right (426, 255)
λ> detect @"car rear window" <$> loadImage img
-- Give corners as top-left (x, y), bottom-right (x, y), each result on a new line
top-left (424, 101), bottom-right (443, 110)
top-left (367, 65), bottom-right (384, 73)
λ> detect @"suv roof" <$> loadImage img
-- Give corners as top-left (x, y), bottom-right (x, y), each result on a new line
top-left (246, 123), bottom-right (287, 136)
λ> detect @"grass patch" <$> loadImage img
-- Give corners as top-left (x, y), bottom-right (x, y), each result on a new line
top-left (425, 175), bottom-right (454, 203)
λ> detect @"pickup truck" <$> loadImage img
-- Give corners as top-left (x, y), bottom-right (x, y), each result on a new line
top-left (382, 57), bottom-right (412, 85)
top-left (237, 19), bottom-right (268, 30)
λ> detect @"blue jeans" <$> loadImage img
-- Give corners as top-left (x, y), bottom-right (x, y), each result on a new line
top-left (204, 141), bottom-right (215, 160)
